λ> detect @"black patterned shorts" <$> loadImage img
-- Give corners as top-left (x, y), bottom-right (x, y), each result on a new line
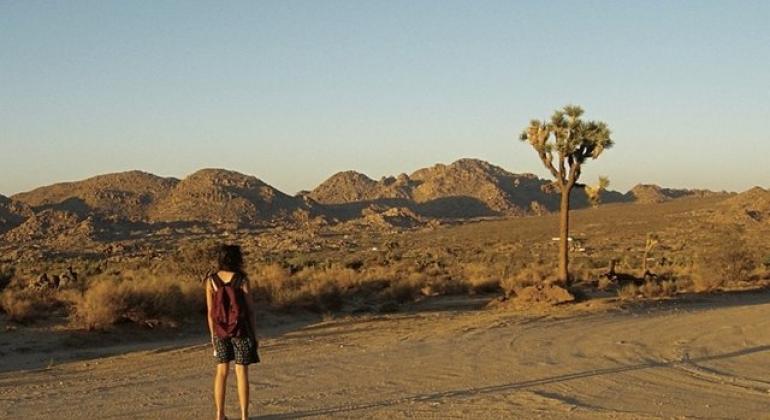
top-left (213, 335), bottom-right (259, 365)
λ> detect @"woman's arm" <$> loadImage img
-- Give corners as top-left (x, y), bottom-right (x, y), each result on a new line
top-left (205, 278), bottom-right (215, 345)
top-left (241, 279), bottom-right (257, 342)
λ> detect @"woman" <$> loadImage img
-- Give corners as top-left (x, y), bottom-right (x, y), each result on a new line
top-left (206, 244), bottom-right (259, 420)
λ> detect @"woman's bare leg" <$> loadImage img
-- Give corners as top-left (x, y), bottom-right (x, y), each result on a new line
top-left (214, 363), bottom-right (229, 420)
top-left (234, 364), bottom-right (249, 420)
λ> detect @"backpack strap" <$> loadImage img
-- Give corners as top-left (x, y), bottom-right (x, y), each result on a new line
top-left (231, 272), bottom-right (244, 290)
top-left (210, 272), bottom-right (245, 292)
top-left (210, 273), bottom-right (225, 292)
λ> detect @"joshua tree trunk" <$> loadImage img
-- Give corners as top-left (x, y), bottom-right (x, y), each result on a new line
top-left (558, 186), bottom-right (571, 284)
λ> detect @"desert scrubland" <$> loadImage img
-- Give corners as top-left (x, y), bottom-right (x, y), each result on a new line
top-left (1, 160), bottom-right (770, 418)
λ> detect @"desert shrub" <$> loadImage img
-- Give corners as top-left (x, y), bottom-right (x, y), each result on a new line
top-left (250, 263), bottom-right (292, 305)
top-left (246, 259), bottom-right (502, 313)
top-left (69, 270), bottom-right (204, 330)
top-left (291, 266), bottom-right (356, 312)
top-left (0, 288), bottom-right (60, 322)
top-left (638, 280), bottom-right (677, 298)
top-left (596, 275), bottom-right (613, 291)
top-left (693, 229), bottom-right (756, 291)
top-left (385, 272), bottom-right (431, 303)
top-left (0, 265), bottom-right (14, 292)
top-left (285, 255), bottom-right (320, 273)
top-left (461, 262), bottom-right (502, 294)
top-left (423, 275), bottom-right (468, 297)
top-left (617, 283), bottom-right (639, 300)
top-left (251, 264), bottom-right (360, 312)
top-left (691, 271), bottom-right (723, 293)
top-left (343, 257), bottom-right (364, 271)
top-left (69, 279), bottom-right (123, 329)
top-left (570, 263), bottom-right (598, 285)
top-left (500, 264), bottom-right (557, 297)
top-left (168, 240), bottom-right (218, 282)
top-left (659, 280), bottom-right (677, 296)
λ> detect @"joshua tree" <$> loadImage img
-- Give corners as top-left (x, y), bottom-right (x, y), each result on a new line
top-left (585, 176), bottom-right (610, 208)
top-left (519, 105), bottom-right (613, 284)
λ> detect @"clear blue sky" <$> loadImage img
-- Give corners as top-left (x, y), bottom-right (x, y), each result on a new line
top-left (2, 0), bottom-right (768, 196)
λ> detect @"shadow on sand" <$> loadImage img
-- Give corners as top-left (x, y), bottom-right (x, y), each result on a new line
top-left (253, 343), bottom-right (770, 419)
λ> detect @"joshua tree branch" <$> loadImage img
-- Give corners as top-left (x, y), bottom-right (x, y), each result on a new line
top-left (539, 150), bottom-right (562, 184)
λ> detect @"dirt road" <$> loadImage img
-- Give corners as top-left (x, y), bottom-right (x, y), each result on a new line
top-left (3, 293), bottom-right (770, 419)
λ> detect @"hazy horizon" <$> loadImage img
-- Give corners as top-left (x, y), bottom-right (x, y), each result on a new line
top-left (2, 1), bottom-right (769, 196)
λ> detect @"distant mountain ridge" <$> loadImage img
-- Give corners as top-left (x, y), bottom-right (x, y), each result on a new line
top-left (309, 159), bottom-right (629, 218)
top-left (12, 170), bottom-right (179, 222)
top-left (3, 159), bottom-right (729, 242)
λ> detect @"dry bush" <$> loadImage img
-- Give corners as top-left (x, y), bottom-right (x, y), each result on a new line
top-left (616, 279), bottom-right (677, 300)
top-left (168, 240), bottom-right (218, 282)
top-left (250, 263), bottom-right (292, 305)
top-left (638, 281), bottom-right (660, 298)
top-left (422, 274), bottom-right (468, 297)
top-left (69, 279), bottom-right (123, 329)
top-left (570, 262), bottom-right (598, 285)
top-left (693, 230), bottom-right (756, 292)
top-left (251, 264), bottom-right (361, 312)
top-left (638, 280), bottom-right (677, 298)
top-left (659, 280), bottom-right (677, 296)
top-left (291, 266), bottom-right (357, 312)
top-left (617, 283), bottom-right (639, 300)
top-left (596, 276), bottom-right (613, 291)
top-left (0, 265), bottom-right (14, 291)
top-left (461, 262), bottom-right (503, 294)
top-left (500, 264), bottom-right (557, 297)
top-left (384, 272), bottom-right (426, 303)
top-left (69, 270), bottom-right (203, 330)
top-left (0, 288), bottom-right (59, 322)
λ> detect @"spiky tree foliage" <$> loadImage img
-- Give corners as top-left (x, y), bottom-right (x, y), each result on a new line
top-left (585, 176), bottom-right (610, 208)
top-left (519, 105), bottom-right (613, 283)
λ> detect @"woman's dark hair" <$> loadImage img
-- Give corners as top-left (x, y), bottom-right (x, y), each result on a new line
top-left (217, 244), bottom-right (244, 273)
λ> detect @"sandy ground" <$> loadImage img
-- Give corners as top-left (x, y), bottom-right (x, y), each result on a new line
top-left (3, 293), bottom-right (770, 419)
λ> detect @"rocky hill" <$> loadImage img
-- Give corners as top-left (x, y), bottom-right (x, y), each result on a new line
top-left (148, 169), bottom-right (307, 226)
top-left (0, 195), bottom-right (33, 234)
top-left (409, 159), bottom-right (550, 217)
top-left (308, 171), bottom-right (412, 204)
top-left (626, 184), bottom-right (718, 204)
top-left (2, 209), bottom-right (98, 245)
top-left (715, 186), bottom-right (770, 224)
top-left (12, 171), bottom-right (179, 222)
top-left (309, 159), bottom-right (629, 219)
